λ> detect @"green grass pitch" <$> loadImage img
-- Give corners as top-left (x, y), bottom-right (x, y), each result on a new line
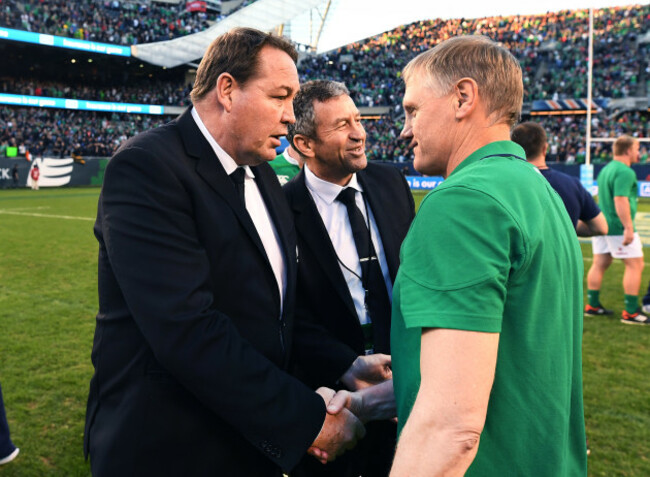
top-left (0, 187), bottom-right (649, 476)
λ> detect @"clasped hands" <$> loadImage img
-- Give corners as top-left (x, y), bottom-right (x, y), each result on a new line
top-left (308, 353), bottom-right (396, 464)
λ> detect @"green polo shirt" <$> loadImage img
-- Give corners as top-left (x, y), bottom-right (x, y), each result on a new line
top-left (392, 141), bottom-right (587, 476)
top-left (595, 159), bottom-right (638, 235)
top-left (269, 151), bottom-right (300, 185)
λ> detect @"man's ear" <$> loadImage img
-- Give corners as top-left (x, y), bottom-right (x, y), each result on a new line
top-left (293, 134), bottom-right (315, 159)
top-left (454, 78), bottom-right (478, 119)
top-left (215, 73), bottom-right (237, 112)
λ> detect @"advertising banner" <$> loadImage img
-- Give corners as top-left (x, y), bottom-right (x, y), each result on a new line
top-left (580, 164), bottom-right (596, 195)
top-left (0, 157), bottom-right (107, 188)
top-left (2, 159), bottom-right (650, 196)
top-left (0, 93), bottom-right (165, 115)
top-left (405, 173), bottom-right (648, 199)
top-left (639, 181), bottom-right (650, 198)
top-left (405, 175), bottom-right (444, 190)
top-left (0, 26), bottom-right (131, 56)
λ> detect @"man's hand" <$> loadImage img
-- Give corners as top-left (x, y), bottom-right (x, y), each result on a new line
top-left (340, 354), bottom-right (392, 391)
top-left (614, 196), bottom-right (634, 245)
top-left (308, 387), bottom-right (366, 464)
top-left (623, 227), bottom-right (634, 246)
top-left (325, 380), bottom-right (396, 424)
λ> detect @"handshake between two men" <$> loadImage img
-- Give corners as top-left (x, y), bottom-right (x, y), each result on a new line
top-left (308, 353), bottom-right (396, 464)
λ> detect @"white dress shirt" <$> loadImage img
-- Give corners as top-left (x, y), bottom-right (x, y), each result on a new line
top-left (192, 108), bottom-right (286, 312)
top-left (304, 164), bottom-right (392, 325)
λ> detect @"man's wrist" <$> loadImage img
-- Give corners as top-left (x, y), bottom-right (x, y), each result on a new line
top-left (339, 357), bottom-right (361, 390)
top-left (356, 380), bottom-right (395, 422)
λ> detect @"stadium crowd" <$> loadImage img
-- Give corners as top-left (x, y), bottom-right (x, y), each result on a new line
top-left (0, 1), bottom-right (646, 98)
top-left (538, 112), bottom-right (650, 163)
top-left (0, 0), bottom-right (238, 45)
top-left (1, 105), bottom-right (648, 165)
top-left (0, 77), bottom-right (192, 106)
top-left (2, 4), bottom-right (648, 106)
top-left (300, 4), bottom-right (649, 106)
top-left (1, 4), bottom-right (649, 163)
top-left (0, 107), bottom-right (167, 157)
top-left (364, 111), bottom-right (650, 163)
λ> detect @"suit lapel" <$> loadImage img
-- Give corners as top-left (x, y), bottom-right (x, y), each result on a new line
top-left (253, 165), bottom-right (296, 267)
top-left (176, 109), bottom-right (270, 266)
top-left (358, 169), bottom-right (399, 282)
top-left (253, 164), bottom-right (297, 317)
top-left (291, 171), bottom-right (357, 318)
top-left (357, 167), bottom-right (397, 354)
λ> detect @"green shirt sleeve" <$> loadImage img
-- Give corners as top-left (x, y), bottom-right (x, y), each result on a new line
top-left (612, 167), bottom-right (636, 197)
top-left (399, 186), bottom-right (525, 333)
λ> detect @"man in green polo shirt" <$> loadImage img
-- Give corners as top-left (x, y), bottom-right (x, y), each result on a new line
top-left (585, 136), bottom-right (650, 325)
top-left (269, 144), bottom-right (303, 185)
top-left (388, 36), bottom-right (587, 476)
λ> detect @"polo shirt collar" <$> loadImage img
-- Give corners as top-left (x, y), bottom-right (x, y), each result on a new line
top-left (450, 140), bottom-right (527, 177)
top-left (283, 148), bottom-right (300, 167)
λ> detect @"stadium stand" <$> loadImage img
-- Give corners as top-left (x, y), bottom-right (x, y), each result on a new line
top-left (2, 0), bottom-right (215, 44)
top-left (535, 112), bottom-right (650, 163)
top-left (0, 107), bottom-right (168, 157)
top-left (1, 77), bottom-right (192, 106)
top-left (299, 4), bottom-right (649, 106)
top-left (1, 105), bottom-right (647, 163)
top-left (0, 4), bottom-right (649, 166)
top-left (0, 0), bottom-right (262, 45)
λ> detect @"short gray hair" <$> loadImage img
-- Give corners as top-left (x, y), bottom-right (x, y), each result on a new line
top-left (288, 80), bottom-right (349, 143)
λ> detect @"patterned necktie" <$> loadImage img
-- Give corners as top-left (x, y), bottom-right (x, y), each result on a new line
top-left (336, 187), bottom-right (391, 353)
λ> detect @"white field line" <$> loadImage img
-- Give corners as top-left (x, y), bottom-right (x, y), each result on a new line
top-left (2, 206), bottom-right (51, 211)
top-left (0, 209), bottom-right (94, 221)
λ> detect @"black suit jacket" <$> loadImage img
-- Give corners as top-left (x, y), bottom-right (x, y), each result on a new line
top-left (284, 164), bottom-right (414, 477)
top-left (84, 108), bottom-right (325, 477)
top-left (284, 163), bottom-right (415, 388)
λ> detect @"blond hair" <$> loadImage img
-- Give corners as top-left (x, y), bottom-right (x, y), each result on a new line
top-left (402, 35), bottom-right (523, 127)
top-left (613, 135), bottom-right (638, 156)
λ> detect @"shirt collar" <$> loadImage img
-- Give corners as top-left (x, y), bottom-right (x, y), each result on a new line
top-left (450, 140), bottom-right (527, 177)
top-left (191, 107), bottom-right (254, 179)
top-left (304, 164), bottom-right (363, 205)
top-left (282, 148), bottom-right (300, 167)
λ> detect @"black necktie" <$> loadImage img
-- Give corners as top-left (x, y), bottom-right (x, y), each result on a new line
top-left (336, 187), bottom-right (391, 353)
top-left (230, 167), bottom-right (246, 206)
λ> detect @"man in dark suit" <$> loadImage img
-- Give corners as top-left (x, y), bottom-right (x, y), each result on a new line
top-left (284, 80), bottom-right (415, 476)
top-left (84, 28), bottom-right (367, 477)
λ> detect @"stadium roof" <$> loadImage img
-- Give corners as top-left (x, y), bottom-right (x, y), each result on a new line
top-left (132, 0), bottom-right (323, 67)
top-left (133, 0), bottom-right (639, 67)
